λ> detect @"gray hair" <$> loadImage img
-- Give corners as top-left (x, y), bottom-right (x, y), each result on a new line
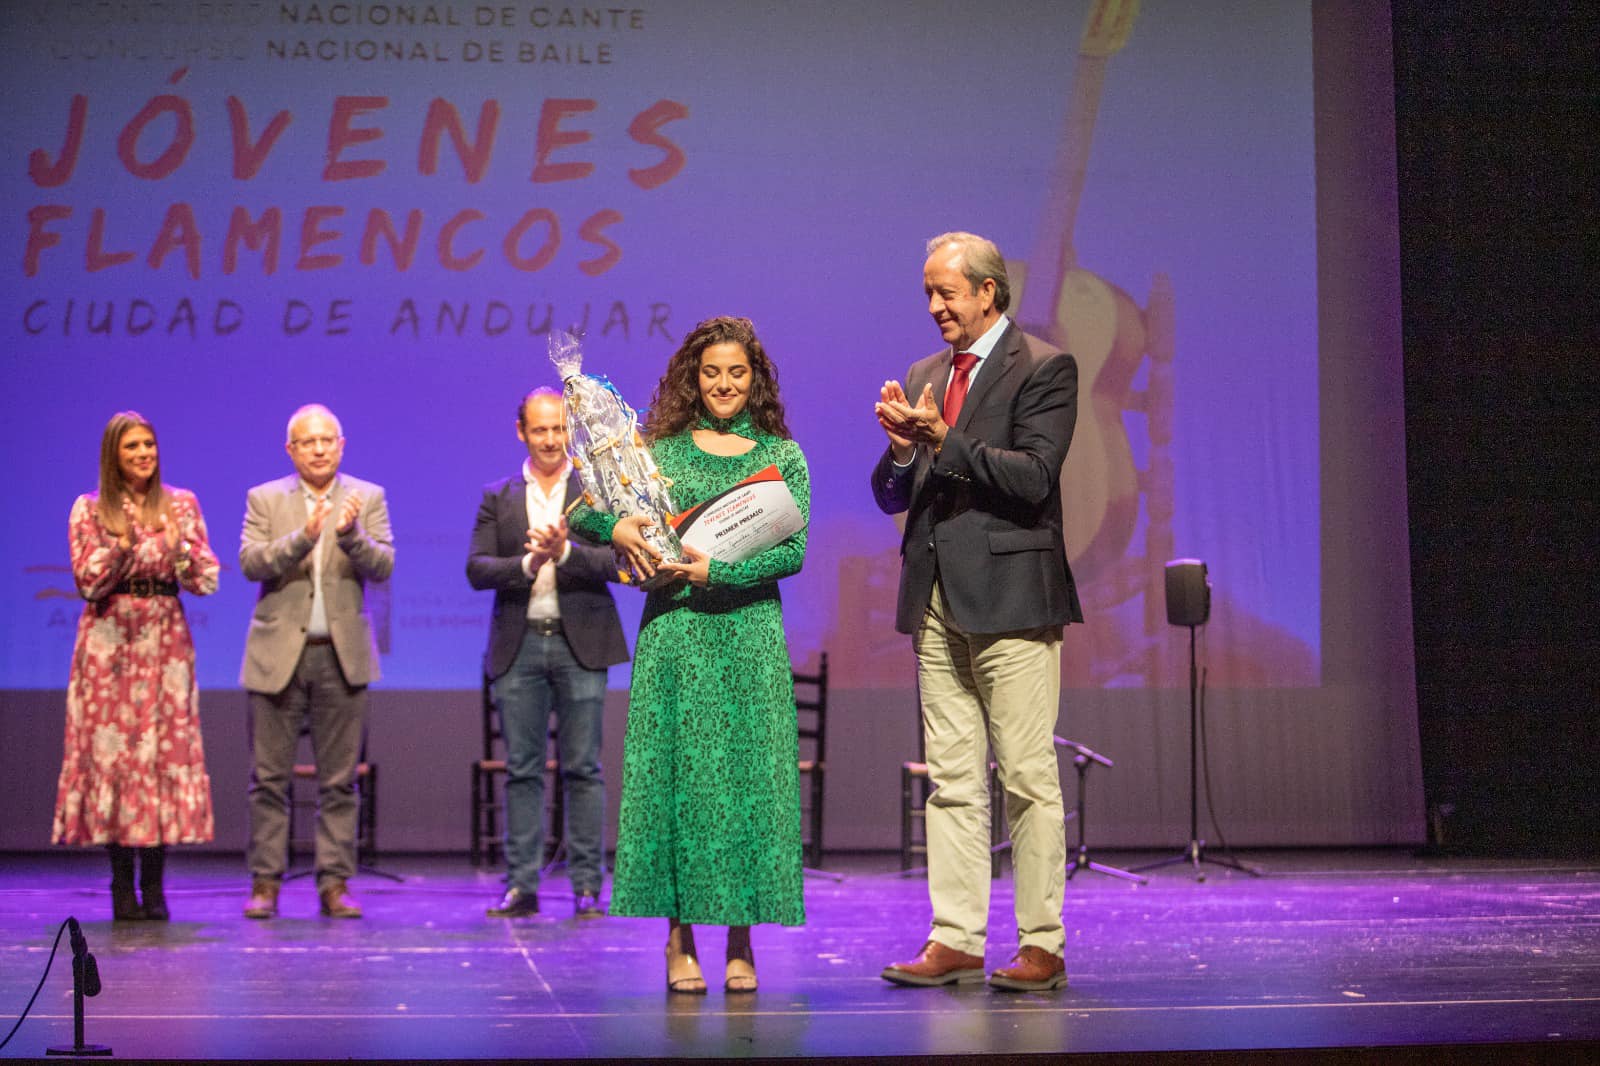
top-left (925, 231), bottom-right (1011, 313)
top-left (285, 403), bottom-right (343, 443)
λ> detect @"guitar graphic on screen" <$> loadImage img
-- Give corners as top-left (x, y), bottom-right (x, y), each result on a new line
top-left (1015, 0), bottom-right (1146, 583)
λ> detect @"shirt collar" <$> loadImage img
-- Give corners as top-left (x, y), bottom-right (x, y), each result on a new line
top-left (522, 458), bottom-right (571, 486)
top-left (962, 315), bottom-right (1010, 363)
top-left (299, 476), bottom-right (336, 499)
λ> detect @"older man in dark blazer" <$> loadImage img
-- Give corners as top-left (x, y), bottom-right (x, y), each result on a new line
top-left (240, 403), bottom-right (394, 921)
top-left (872, 232), bottom-right (1081, 992)
top-left (468, 387), bottom-right (629, 919)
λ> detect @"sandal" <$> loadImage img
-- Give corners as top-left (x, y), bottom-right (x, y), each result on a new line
top-left (725, 927), bottom-right (757, 993)
top-left (666, 924), bottom-right (707, 995)
top-left (724, 954), bottom-right (758, 993)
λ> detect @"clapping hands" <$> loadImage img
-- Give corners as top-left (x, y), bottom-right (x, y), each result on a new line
top-left (304, 495), bottom-right (330, 539)
top-left (875, 380), bottom-right (947, 458)
top-left (116, 497), bottom-right (142, 549)
top-left (336, 492), bottom-right (363, 535)
top-left (523, 519), bottom-right (568, 571)
top-left (118, 497), bottom-right (193, 560)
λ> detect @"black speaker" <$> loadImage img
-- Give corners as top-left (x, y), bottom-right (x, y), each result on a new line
top-left (1164, 559), bottom-right (1210, 626)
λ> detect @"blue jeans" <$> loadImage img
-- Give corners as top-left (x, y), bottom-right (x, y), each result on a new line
top-left (491, 626), bottom-right (607, 895)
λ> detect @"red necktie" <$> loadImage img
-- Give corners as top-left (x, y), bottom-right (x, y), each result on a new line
top-left (943, 351), bottom-right (979, 426)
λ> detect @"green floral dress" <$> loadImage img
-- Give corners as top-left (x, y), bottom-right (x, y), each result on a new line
top-left (569, 414), bottom-right (809, 926)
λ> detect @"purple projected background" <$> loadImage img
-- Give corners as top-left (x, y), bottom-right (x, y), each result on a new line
top-left (1, 0), bottom-right (1317, 692)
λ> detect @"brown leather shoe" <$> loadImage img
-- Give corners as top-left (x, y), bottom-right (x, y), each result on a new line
top-left (881, 940), bottom-right (986, 987)
top-left (988, 945), bottom-right (1068, 991)
top-left (243, 879), bottom-right (280, 920)
top-left (318, 879), bottom-right (362, 919)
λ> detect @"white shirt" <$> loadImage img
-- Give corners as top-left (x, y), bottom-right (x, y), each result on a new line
top-left (521, 459), bottom-right (573, 621)
top-left (300, 480), bottom-right (333, 637)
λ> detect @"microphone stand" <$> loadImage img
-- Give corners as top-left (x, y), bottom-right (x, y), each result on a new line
top-left (1058, 738), bottom-right (1146, 884)
top-left (47, 918), bottom-right (111, 1057)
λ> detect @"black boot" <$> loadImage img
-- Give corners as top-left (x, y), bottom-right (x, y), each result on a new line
top-left (139, 845), bottom-right (169, 921)
top-left (108, 845), bottom-right (144, 921)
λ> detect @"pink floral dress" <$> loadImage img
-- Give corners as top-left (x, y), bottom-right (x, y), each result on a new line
top-left (52, 488), bottom-right (220, 846)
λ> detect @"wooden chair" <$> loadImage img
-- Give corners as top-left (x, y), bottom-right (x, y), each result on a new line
top-left (902, 736), bottom-right (1139, 883)
top-left (900, 758), bottom-right (1005, 877)
top-left (469, 675), bottom-right (564, 868)
top-left (793, 653), bottom-right (829, 870)
top-left (285, 723), bottom-right (380, 871)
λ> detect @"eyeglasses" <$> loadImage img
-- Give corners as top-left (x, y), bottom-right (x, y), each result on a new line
top-left (291, 435), bottom-right (340, 451)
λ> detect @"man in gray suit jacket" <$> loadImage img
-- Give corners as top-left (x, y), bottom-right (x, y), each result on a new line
top-left (468, 388), bottom-right (628, 919)
top-left (240, 403), bottom-right (394, 920)
top-left (873, 232), bottom-right (1081, 992)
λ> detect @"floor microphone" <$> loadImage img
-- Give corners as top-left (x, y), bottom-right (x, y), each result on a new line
top-left (66, 918), bottom-right (101, 997)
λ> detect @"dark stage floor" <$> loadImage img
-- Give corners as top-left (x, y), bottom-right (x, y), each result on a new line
top-left (0, 850), bottom-right (1596, 1063)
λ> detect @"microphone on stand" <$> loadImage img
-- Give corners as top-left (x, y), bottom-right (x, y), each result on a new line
top-left (47, 918), bottom-right (110, 1056)
top-left (66, 919), bottom-right (101, 998)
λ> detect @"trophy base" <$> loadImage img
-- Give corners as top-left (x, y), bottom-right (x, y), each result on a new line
top-left (639, 570), bottom-right (680, 591)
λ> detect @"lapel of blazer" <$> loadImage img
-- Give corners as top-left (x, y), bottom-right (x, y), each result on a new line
top-left (926, 350), bottom-right (955, 422)
top-left (276, 475), bottom-right (307, 536)
top-left (905, 355), bottom-right (951, 503)
top-left (953, 322), bottom-right (1020, 434)
top-left (499, 470), bottom-right (526, 551)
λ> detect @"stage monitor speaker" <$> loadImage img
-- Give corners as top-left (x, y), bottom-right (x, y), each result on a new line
top-left (1165, 559), bottom-right (1210, 627)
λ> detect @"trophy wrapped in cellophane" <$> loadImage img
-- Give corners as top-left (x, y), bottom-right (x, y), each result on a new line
top-left (549, 331), bottom-right (683, 587)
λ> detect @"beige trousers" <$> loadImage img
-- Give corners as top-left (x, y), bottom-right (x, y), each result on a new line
top-left (915, 582), bottom-right (1066, 957)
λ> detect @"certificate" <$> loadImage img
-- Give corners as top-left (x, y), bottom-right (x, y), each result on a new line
top-left (670, 465), bottom-right (804, 565)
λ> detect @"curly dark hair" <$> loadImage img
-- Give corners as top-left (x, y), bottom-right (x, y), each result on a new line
top-left (644, 316), bottom-right (791, 442)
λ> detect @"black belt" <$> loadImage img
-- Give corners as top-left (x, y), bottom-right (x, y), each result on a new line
top-left (112, 579), bottom-right (179, 598)
top-left (527, 617), bottom-right (563, 637)
top-left (304, 635), bottom-right (334, 646)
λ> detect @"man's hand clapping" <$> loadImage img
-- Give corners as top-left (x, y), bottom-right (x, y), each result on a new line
top-left (524, 519), bottom-right (567, 572)
top-left (304, 495), bottom-right (330, 540)
top-left (875, 380), bottom-right (949, 458)
top-left (335, 492), bottom-right (364, 535)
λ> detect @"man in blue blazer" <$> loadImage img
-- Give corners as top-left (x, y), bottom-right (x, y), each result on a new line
top-left (872, 232), bottom-right (1081, 992)
top-left (468, 388), bottom-right (629, 919)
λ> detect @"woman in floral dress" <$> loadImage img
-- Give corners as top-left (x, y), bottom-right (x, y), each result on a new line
top-left (569, 316), bottom-right (808, 994)
top-left (53, 411), bottom-right (220, 920)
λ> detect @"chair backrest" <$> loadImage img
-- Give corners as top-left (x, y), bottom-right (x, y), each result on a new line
top-left (479, 671), bottom-right (561, 765)
top-left (481, 674), bottom-right (503, 761)
top-left (793, 652), bottom-right (829, 761)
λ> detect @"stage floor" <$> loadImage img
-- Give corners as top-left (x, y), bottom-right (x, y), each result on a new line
top-left (1, 850), bottom-right (1596, 1063)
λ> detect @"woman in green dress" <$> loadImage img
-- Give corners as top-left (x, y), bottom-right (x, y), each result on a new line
top-left (568, 316), bottom-right (809, 994)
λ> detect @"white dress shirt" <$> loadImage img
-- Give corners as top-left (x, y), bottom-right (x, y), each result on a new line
top-left (301, 480), bottom-right (332, 637)
top-left (521, 459), bottom-right (573, 621)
